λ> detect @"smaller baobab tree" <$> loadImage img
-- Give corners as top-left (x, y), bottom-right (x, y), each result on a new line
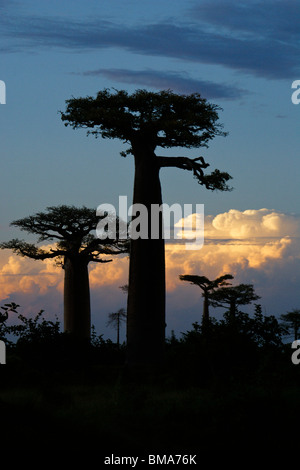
top-left (209, 283), bottom-right (260, 323)
top-left (0, 205), bottom-right (128, 341)
top-left (179, 274), bottom-right (233, 331)
top-left (106, 308), bottom-right (127, 347)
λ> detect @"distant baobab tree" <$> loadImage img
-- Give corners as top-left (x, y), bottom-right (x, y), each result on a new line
top-left (209, 283), bottom-right (260, 322)
top-left (179, 274), bottom-right (233, 330)
top-left (0, 205), bottom-right (128, 341)
top-left (106, 308), bottom-right (127, 347)
top-left (61, 88), bottom-right (232, 365)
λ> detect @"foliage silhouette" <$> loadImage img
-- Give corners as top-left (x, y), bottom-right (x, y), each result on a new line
top-left (0, 299), bottom-right (288, 387)
top-left (0, 302), bottom-right (19, 344)
top-left (0, 302), bottom-right (126, 370)
top-left (61, 88), bottom-right (232, 365)
top-left (0, 205), bottom-right (128, 340)
top-left (209, 283), bottom-right (260, 323)
top-left (166, 306), bottom-right (286, 387)
top-left (9, 310), bottom-right (61, 344)
top-left (280, 309), bottom-right (300, 341)
top-left (179, 273), bottom-right (233, 331)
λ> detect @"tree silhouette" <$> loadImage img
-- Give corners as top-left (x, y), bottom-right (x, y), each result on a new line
top-left (209, 283), bottom-right (260, 322)
top-left (280, 309), bottom-right (300, 340)
top-left (0, 205), bottom-right (128, 340)
top-left (179, 274), bottom-right (233, 330)
top-left (0, 302), bottom-right (19, 341)
top-left (61, 88), bottom-right (232, 365)
top-left (106, 308), bottom-right (127, 347)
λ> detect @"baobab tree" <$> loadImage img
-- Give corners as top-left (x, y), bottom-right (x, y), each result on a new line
top-left (61, 88), bottom-right (232, 365)
top-left (209, 283), bottom-right (260, 322)
top-left (106, 308), bottom-right (127, 347)
top-left (179, 274), bottom-right (233, 330)
top-left (0, 205), bottom-right (128, 340)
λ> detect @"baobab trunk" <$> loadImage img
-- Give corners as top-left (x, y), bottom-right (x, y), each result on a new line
top-left (63, 256), bottom-right (91, 340)
top-left (126, 144), bottom-right (166, 366)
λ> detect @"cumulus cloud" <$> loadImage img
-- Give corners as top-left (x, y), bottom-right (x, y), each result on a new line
top-left (89, 255), bottom-right (129, 288)
top-left (174, 208), bottom-right (300, 243)
top-left (205, 208), bottom-right (300, 239)
top-left (0, 249), bottom-right (128, 302)
top-left (168, 208), bottom-right (300, 319)
top-left (166, 233), bottom-right (294, 290)
top-left (0, 208), bottom-right (299, 329)
top-left (0, 248), bottom-right (63, 300)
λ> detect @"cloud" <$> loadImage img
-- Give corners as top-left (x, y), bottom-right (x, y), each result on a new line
top-left (172, 208), bottom-right (298, 292)
top-left (81, 68), bottom-right (247, 100)
top-left (89, 255), bottom-right (129, 288)
top-left (0, 248), bottom-right (128, 333)
top-left (0, 0), bottom-right (298, 80)
top-left (167, 209), bottom-right (300, 320)
top-left (0, 249), bottom-right (63, 300)
top-left (205, 208), bottom-right (300, 239)
top-left (189, 0), bottom-right (299, 44)
top-left (0, 209), bottom-right (299, 331)
top-left (0, 249), bottom-right (128, 301)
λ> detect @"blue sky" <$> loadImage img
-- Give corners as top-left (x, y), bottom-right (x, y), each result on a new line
top-left (0, 0), bottom-right (299, 337)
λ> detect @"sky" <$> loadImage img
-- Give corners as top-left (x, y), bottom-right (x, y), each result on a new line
top-left (0, 0), bottom-right (299, 341)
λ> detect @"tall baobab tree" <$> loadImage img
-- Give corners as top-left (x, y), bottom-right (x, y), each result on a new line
top-left (61, 88), bottom-right (232, 365)
top-left (179, 274), bottom-right (233, 330)
top-left (0, 205), bottom-right (128, 340)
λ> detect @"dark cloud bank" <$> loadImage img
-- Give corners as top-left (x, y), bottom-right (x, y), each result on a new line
top-left (1, 0), bottom-right (299, 97)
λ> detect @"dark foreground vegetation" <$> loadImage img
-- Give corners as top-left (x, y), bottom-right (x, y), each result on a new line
top-left (1, 305), bottom-right (300, 451)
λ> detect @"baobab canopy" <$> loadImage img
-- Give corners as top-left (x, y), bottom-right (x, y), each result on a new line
top-left (61, 89), bottom-right (232, 192)
top-left (61, 88), bottom-right (227, 150)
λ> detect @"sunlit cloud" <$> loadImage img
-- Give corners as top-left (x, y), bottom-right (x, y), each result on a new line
top-left (89, 255), bottom-right (129, 288)
top-left (165, 234), bottom-right (294, 291)
top-left (206, 208), bottom-right (300, 239)
top-left (171, 208), bottom-right (300, 274)
top-left (165, 209), bottom-right (300, 320)
top-left (0, 250), bottom-right (128, 301)
top-left (0, 247), bottom-right (63, 299)
top-left (0, 209), bottom-right (299, 331)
